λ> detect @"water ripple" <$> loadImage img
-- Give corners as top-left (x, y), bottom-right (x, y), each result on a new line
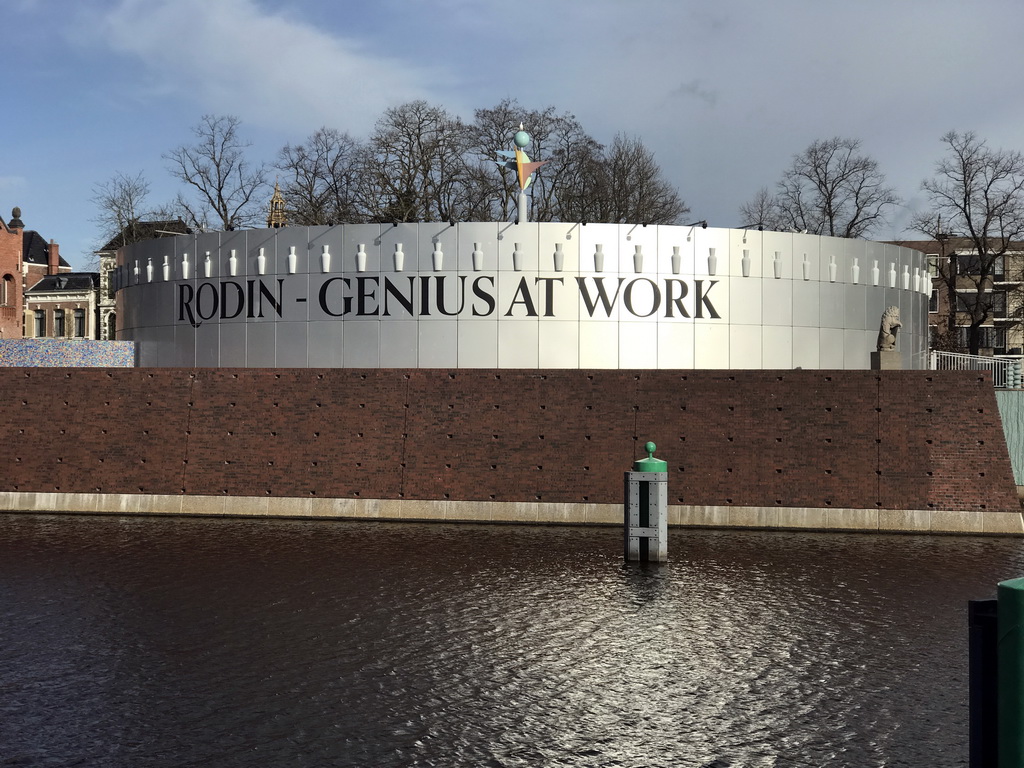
top-left (0, 515), bottom-right (1021, 766)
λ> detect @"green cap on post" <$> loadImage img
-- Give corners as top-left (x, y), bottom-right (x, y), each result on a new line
top-left (633, 441), bottom-right (667, 472)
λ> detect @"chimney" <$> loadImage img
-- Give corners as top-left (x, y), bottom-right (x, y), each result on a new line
top-left (48, 239), bottom-right (60, 275)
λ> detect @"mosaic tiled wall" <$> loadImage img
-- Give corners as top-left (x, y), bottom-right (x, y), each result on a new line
top-left (0, 339), bottom-right (135, 367)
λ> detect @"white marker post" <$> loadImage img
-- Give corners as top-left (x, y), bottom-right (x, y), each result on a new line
top-left (624, 441), bottom-right (668, 562)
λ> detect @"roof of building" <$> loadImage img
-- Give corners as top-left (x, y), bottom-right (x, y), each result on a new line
top-left (25, 273), bottom-right (99, 294)
top-left (98, 219), bottom-right (192, 252)
top-left (891, 238), bottom-right (1024, 253)
top-left (22, 231), bottom-right (72, 268)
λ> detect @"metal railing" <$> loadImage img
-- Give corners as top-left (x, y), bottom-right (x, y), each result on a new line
top-left (930, 351), bottom-right (1022, 388)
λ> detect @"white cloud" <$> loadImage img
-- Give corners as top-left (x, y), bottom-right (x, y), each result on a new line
top-left (86, 0), bottom-right (440, 135)
top-left (30, 0), bottom-right (1024, 241)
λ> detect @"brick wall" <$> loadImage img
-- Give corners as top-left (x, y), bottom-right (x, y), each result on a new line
top-left (1, 368), bottom-right (1018, 514)
top-left (0, 223), bottom-right (22, 339)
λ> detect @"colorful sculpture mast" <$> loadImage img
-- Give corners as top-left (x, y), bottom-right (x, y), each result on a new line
top-left (495, 124), bottom-right (548, 224)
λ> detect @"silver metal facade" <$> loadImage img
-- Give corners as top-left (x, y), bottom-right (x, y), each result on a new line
top-left (115, 223), bottom-right (930, 369)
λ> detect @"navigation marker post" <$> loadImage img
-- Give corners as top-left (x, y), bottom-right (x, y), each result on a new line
top-left (624, 441), bottom-right (668, 562)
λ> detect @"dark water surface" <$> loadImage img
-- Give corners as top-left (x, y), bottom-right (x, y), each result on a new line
top-left (1, 514), bottom-right (1021, 767)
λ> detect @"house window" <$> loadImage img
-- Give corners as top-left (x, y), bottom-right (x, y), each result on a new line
top-left (926, 255), bottom-right (939, 278)
top-left (956, 291), bottom-right (1007, 317)
top-left (929, 289), bottom-right (938, 313)
top-left (992, 292), bottom-right (1008, 318)
top-left (957, 253), bottom-right (982, 275)
top-left (956, 252), bottom-right (1005, 280)
top-left (53, 309), bottom-right (65, 338)
top-left (107, 313), bottom-right (116, 339)
top-left (1, 274), bottom-right (12, 305)
top-left (957, 326), bottom-right (1006, 351)
top-left (34, 310), bottom-right (45, 337)
top-left (73, 308), bottom-right (85, 338)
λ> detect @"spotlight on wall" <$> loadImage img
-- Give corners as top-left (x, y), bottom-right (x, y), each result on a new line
top-left (739, 222), bottom-right (764, 244)
top-left (685, 220), bottom-right (708, 242)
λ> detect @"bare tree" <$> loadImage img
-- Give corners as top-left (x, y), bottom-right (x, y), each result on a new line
top-left (738, 186), bottom-right (785, 231)
top-left (548, 133), bottom-right (606, 222)
top-left (466, 100), bottom-right (598, 223)
top-left (276, 127), bottom-right (363, 225)
top-left (467, 102), bottom-right (586, 222)
top-left (91, 171), bottom-right (153, 250)
top-left (164, 114), bottom-right (267, 230)
top-left (588, 133), bottom-right (688, 224)
top-left (906, 216), bottom-right (962, 351)
top-left (743, 138), bottom-right (899, 237)
top-left (465, 98), bottom-right (535, 221)
top-left (467, 100), bottom-right (686, 224)
top-left (90, 172), bottom-right (188, 265)
top-left (354, 101), bottom-right (473, 223)
top-left (89, 171), bottom-right (189, 272)
top-left (915, 131), bottom-right (1024, 354)
top-left (260, 99), bottom-right (685, 227)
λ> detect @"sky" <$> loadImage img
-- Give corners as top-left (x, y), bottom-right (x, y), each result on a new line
top-left (4, 0), bottom-right (1024, 270)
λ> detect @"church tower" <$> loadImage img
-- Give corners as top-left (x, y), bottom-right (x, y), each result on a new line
top-left (267, 182), bottom-right (287, 229)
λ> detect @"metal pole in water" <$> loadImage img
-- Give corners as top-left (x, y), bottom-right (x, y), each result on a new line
top-left (969, 598), bottom-right (998, 767)
top-left (624, 441), bottom-right (668, 562)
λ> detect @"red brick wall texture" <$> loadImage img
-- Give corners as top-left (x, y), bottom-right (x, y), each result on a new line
top-left (1, 368), bottom-right (1018, 514)
top-left (0, 224), bottom-right (23, 339)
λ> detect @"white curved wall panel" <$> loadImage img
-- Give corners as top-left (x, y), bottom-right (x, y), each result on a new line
top-left (115, 223), bottom-right (930, 370)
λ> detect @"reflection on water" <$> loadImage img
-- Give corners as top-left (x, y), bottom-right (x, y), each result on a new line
top-left (0, 514), bottom-right (1020, 767)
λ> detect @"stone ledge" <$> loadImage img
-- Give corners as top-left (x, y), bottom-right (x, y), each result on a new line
top-left (0, 492), bottom-right (1020, 536)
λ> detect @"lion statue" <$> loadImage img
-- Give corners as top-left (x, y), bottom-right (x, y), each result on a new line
top-left (876, 306), bottom-right (901, 351)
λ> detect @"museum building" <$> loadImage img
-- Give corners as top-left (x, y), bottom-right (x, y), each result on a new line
top-left (113, 222), bottom-right (931, 370)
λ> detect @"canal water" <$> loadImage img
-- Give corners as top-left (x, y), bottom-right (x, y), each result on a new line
top-left (1, 514), bottom-right (1021, 767)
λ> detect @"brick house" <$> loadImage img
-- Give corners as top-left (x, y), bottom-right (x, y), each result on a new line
top-left (0, 207), bottom-right (72, 339)
top-left (24, 273), bottom-right (101, 339)
top-left (0, 209), bottom-right (23, 338)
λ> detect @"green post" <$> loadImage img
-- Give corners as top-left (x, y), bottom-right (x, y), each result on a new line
top-left (998, 577), bottom-right (1024, 767)
top-left (624, 442), bottom-right (668, 562)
